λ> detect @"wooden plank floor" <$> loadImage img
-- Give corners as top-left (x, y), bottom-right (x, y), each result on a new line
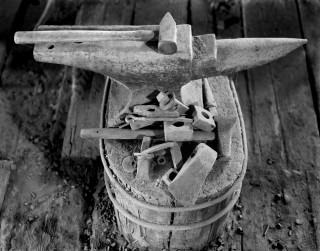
top-left (0, 0), bottom-right (320, 250)
top-left (64, 0), bottom-right (320, 250)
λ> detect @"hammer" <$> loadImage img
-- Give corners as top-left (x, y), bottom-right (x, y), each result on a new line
top-left (14, 12), bottom-right (177, 55)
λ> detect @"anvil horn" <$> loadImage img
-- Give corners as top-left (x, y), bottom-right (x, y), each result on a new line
top-left (200, 37), bottom-right (307, 77)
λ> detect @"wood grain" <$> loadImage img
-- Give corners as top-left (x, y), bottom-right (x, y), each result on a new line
top-left (296, 0), bottom-right (320, 247)
top-left (0, 0), bottom-right (24, 81)
top-left (62, 0), bottom-right (108, 160)
top-left (0, 162), bottom-right (11, 211)
top-left (241, 0), bottom-right (319, 250)
top-left (297, 0), bottom-right (320, 120)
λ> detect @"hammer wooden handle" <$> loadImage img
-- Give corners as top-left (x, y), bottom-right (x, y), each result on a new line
top-left (38, 25), bottom-right (159, 31)
top-left (14, 30), bottom-right (156, 44)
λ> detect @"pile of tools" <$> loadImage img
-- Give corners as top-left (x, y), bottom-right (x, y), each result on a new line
top-left (81, 79), bottom-right (236, 206)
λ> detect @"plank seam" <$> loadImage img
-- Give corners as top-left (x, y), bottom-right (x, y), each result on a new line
top-left (268, 64), bottom-right (290, 166)
top-left (130, 0), bottom-right (136, 25)
top-left (187, 0), bottom-right (192, 25)
top-left (295, 0), bottom-right (320, 135)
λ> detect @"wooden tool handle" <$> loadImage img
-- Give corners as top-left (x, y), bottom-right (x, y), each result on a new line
top-left (80, 128), bottom-right (164, 140)
top-left (81, 128), bottom-right (215, 141)
top-left (38, 25), bottom-right (159, 31)
top-left (14, 30), bottom-right (156, 44)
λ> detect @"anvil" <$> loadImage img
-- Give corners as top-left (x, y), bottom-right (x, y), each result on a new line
top-left (14, 12), bottom-right (306, 92)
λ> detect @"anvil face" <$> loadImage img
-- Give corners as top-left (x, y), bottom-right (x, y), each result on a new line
top-left (34, 25), bottom-right (194, 90)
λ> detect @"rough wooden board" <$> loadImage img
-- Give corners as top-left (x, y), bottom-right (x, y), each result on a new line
top-left (0, 163), bottom-right (11, 211)
top-left (297, 8), bottom-right (320, 245)
top-left (297, 0), bottom-right (320, 120)
top-left (81, 74), bottom-right (107, 159)
top-left (214, 0), bottom-right (242, 40)
top-left (190, 0), bottom-right (214, 36)
top-left (102, 0), bottom-right (135, 25)
top-left (0, 92), bottom-right (20, 159)
top-left (0, 0), bottom-right (24, 79)
top-left (62, 0), bottom-right (107, 159)
top-left (241, 0), bottom-right (319, 250)
top-left (134, 0), bottom-right (188, 25)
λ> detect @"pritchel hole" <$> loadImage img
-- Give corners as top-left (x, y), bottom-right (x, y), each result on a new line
top-left (202, 111), bottom-right (210, 119)
top-left (157, 156), bottom-right (166, 165)
top-left (48, 45), bottom-right (54, 49)
top-left (73, 42), bottom-right (83, 44)
top-left (168, 171), bottom-right (177, 181)
top-left (147, 108), bottom-right (155, 112)
top-left (173, 122), bottom-right (184, 127)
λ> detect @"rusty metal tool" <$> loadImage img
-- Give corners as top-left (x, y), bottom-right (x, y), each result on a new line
top-left (170, 143), bottom-right (183, 171)
top-left (156, 92), bottom-right (189, 115)
top-left (134, 142), bottom-right (174, 181)
top-left (164, 121), bottom-right (193, 142)
top-left (134, 142), bottom-right (182, 181)
top-left (125, 115), bottom-right (192, 124)
top-left (162, 168), bottom-right (178, 186)
top-left (167, 143), bottom-right (218, 206)
top-left (133, 105), bottom-right (179, 117)
top-left (192, 106), bottom-right (216, 132)
top-left (135, 154), bottom-right (154, 181)
top-left (136, 142), bottom-right (177, 155)
top-left (135, 136), bottom-right (154, 180)
top-left (129, 121), bottom-right (155, 131)
top-left (215, 116), bottom-right (237, 161)
top-left (202, 78), bottom-right (218, 117)
top-left (121, 136), bottom-right (152, 174)
top-left (122, 156), bottom-right (137, 173)
top-left (141, 136), bottom-right (152, 151)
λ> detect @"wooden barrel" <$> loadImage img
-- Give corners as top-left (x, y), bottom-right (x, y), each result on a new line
top-left (99, 76), bottom-right (247, 250)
